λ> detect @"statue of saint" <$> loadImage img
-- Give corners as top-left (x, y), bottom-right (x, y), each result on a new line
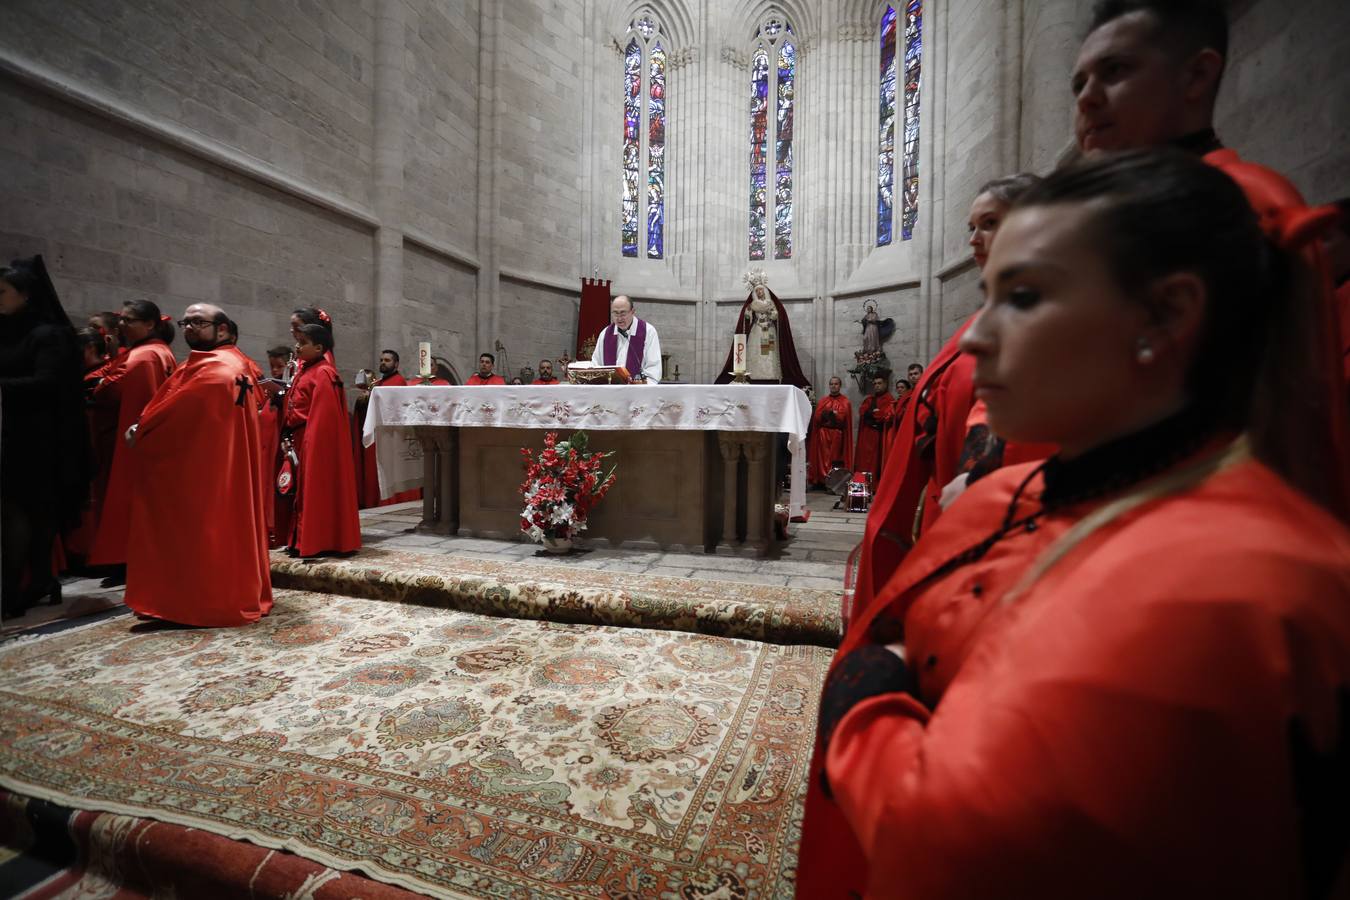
top-left (715, 271), bottom-right (810, 387)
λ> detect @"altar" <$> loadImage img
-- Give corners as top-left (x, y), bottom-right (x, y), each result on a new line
top-left (362, 384), bottom-right (812, 551)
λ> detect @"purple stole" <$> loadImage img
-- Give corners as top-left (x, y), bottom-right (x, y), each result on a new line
top-left (601, 319), bottom-right (646, 375)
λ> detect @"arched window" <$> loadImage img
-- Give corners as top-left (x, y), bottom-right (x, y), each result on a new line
top-left (749, 16), bottom-right (795, 260)
top-left (877, 2), bottom-right (921, 245)
top-left (621, 13), bottom-right (667, 259)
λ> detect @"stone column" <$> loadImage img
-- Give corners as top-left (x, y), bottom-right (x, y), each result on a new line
top-left (371, 0), bottom-right (407, 361)
top-left (742, 434), bottom-right (770, 546)
top-left (717, 433), bottom-right (743, 545)
top-left (475, 2), bottom-right (501, 355)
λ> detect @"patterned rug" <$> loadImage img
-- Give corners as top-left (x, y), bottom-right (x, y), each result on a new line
top-left (272, 548), bottom-right (842, 648)
top-left (0, 590), bottom-right (830, 898)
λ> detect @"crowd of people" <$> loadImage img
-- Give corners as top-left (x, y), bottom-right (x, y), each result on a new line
top-left (2, 0), bottom-right (1348, 892)
top-left (796, 1), bottom-right (1350, 897)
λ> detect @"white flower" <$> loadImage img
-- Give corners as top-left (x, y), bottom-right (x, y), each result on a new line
top-left (549, 503), bottom-right (574, 525)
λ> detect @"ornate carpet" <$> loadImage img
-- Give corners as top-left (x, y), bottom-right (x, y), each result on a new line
top-left (272, 548), bottom-right (842, 648)
top-left (0, 590), bottom-right (831, 898)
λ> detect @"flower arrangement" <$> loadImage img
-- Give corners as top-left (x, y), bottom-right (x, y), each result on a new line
top-left (847, 349), bottom-right (892, 392)
top-left (519, 430), bottom-right (616, 545)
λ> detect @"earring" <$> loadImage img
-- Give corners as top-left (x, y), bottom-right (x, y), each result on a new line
top-left (1135, 337), bottom-right (1155, 365)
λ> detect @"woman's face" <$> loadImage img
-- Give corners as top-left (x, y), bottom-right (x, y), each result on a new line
top-left (119, 307), bottom-right (154, 344)
top-left (295, 334), bottom-right (323, 363)
top-left (289, 314), bottom-right (305, 342)
top-left (0, 280), bottom-right (27, 316)
top-left (960, 203), bottom-right (1162, 457)
top-left (967, 191), bottom-right (1011, 271)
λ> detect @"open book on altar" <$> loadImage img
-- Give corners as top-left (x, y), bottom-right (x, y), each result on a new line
top-left (565, 362), bottom-right (631, 385)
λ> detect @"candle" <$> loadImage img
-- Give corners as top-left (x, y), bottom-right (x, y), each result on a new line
top-left (733, 335), bottom-right (747, 375)
top-left (418, 342), bottom-right (431, 377)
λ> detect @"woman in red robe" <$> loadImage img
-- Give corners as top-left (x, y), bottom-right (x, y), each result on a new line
top-left (798, 151), bottom-right (1350, 899)
top-left (87, 300), bottom-right (176, 580)
top-left (283, 324), bottom-right (361, 557)
top-left (808, 376), bottom-right (853, 486)
top-left (846, 174), bottom-right (1050, 630)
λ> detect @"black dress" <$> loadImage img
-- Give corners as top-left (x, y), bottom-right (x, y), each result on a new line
top-left (0, 306), bottom-right (90, 606)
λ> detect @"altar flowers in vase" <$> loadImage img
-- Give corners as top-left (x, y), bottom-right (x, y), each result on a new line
top-left (519, 431), bottom-right (616, 552)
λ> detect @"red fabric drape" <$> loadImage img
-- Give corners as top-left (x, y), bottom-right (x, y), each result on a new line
top-left (577, 278), bottom-right (612, 358)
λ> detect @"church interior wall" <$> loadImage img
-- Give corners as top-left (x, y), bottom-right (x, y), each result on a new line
top-left (399, 244), bottom-right (477, 377)
top-left (0, 76), bottom-right (377, 365)
top-left (495, 276), bottom-right (581, 381)
top-left (0, 0), bottom-right (1343, 400)
top-left (403, 0), bottom-right (481, 257)
top-left (1217, 0), bottom-right (1349, 205)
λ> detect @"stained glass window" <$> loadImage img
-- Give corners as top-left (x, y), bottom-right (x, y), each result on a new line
top-left (620, 15), bottom-right (667, 259)
top-left (749, 49), bottom-right (769, 261)
top-left (901, 0), bottom-right (922, 241)
top-left (749, 17), bottom-right (794, 260)
top-left (775, 40), bottom-right (795, 259)
top-left (647, 43), bottom-right (666, 258)
top-left (877, 6), bottom-right (898, 246)
top-left (621, 37), bottom-right (642, 258)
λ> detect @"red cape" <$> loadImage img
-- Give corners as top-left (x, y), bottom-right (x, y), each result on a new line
top-left (714, 287), bottom-right (811, 387)
top-left (808, 394), bottom-right (853, 484)
top-left (465, 373), bottom-right (506, 385)
top-left (532, 376), bottom-right (561, 385)
top-left (285, 357), bottom-right (361, 555)
top-left (798, 453), bottom-right (1350, 898)
top-left (124, 349), bottom-right (272, 625)
top-left (853, 391), bottom-right (893, 478)
top-left (88, 340), bottom-right (176, 565)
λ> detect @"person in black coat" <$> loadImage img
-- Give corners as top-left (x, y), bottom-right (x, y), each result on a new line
top-left (0, 255), bottom-right (91, 616)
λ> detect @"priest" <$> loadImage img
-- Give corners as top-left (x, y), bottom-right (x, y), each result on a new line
top-left (590, 295), bottom-right (662, 383)
top-left (123, 304), bottom-right (271, 626)
top-left (808, 376), bottom-right (853, 487)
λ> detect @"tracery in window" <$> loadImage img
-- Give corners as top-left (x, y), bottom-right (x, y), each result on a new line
top-left (749, 16), bottom-right (794, 260)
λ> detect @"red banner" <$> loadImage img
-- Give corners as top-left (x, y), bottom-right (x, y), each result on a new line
top-left (577, 278), bottom-right (611, 359)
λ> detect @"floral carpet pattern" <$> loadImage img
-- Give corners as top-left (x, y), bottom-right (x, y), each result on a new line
top-left (272, 548), bottom-right (843, 647)
top-left (0, 591), bottom-right (831, 898)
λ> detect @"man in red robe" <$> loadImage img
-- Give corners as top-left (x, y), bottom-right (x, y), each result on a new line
top-left (853, 375), bottom-right (892, 480)
top-left (123, 304), bottom-right (271, 626)
top-left (465, 352), bottom-right (506, 385)
top-left (353, 350), bottom-right (419, 508)
top-left (808, 376), bottom-right (853, 486)
top-left (532, 358), bottom-right (560, 385)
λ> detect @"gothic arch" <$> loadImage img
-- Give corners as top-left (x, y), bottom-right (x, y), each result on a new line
top-left (606, 0), bottom-right (694, 52)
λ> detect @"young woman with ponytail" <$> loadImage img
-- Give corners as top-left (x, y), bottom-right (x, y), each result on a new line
top-left (87, 299), bottom-right (177, 581)
top-left (798, 150), bottom-right (1350, 899)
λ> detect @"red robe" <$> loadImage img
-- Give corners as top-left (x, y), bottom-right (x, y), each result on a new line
top-left (88, 340), bottom-right (176, 565)
top-left (124, 350), bottom-right (272, 626)
top-left (354, 372), bottom-right (419, 508)
top-left (808, 394), bottom-right (853, 484)
top-left (853, 392), bottom-right (893, 479)
top-left (465, 373), bottom-right (505, 385)
top-left (1338, 279), bottom-right (1350, 387)
top-left (285, 356), bottom-right (361, 556)
top-left (407, 376), bottom-right (450, 386)
top-left (798, 449), bottom-right (1350, 898)
top-left (532, 376), bottom-right (560, 385)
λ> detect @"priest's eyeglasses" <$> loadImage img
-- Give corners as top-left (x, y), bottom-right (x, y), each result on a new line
top-left (178, 317), bottom-right (222, 329)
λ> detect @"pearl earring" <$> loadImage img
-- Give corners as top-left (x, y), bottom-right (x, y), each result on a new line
top-left (1136, 337), bottom-right (1155, 365)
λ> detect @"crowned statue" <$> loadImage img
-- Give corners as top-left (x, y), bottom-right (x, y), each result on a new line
top-left (714, 269), bottom-right (811, 387)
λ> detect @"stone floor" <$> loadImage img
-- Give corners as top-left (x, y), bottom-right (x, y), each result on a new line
top-left (358, 489), bottom-right (863, 591)
top-left (11, 488), bottom-right (862, 632)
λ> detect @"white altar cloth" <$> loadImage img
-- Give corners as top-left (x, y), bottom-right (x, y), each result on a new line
top-left (362, 384), bottom-right (813, 518)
